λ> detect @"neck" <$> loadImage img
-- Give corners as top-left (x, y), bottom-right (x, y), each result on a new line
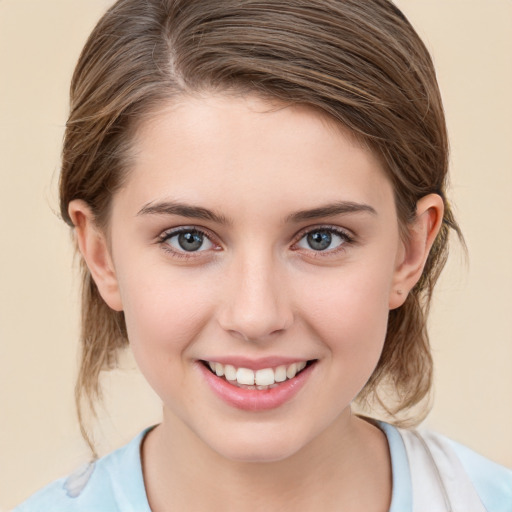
top-left (142, 409), bottom-right (392, 512)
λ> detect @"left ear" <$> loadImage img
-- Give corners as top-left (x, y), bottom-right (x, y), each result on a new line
top-left (389, 193), bottom-right (444, 309)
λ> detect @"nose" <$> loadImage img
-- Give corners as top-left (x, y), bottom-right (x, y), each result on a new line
top-left (217, 250), bottom-right (293, 342)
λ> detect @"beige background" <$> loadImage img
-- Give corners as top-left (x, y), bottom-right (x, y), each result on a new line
top-left (1, 0), bottom-right (511, 509)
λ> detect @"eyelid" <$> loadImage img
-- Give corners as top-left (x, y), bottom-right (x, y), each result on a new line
top-left (155, 224), bottom-right (355, 260)
top-left (156, 226), bottom-right (222, 256)
top-left (293, 224), bottom-right (355, 242)
top-left (291, 224), bottom-right (355, 253)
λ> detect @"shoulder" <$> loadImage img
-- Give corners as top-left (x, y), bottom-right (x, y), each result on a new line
top-left (400, 426), bottom-right (512, 512)
top-left (13, 462), bottom-right (118, 512)
top-left (13, 429), bottom-right (152, 512)
top-left (445, 434), bottom-right (512, 511)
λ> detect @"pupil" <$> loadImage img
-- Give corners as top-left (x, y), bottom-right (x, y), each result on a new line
top-left (307, 231), bottom-right (331, 251)
top-left (178, 231), bottom-right (203, 251)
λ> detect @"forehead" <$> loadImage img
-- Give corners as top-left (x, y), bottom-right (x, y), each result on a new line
top-left (118, 94), bottom-right (394, 220)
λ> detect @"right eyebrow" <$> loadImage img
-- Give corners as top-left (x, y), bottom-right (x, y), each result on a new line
top-left (137, 200), bottom-right (232, 226)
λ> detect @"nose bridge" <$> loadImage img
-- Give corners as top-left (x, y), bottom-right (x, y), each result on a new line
top-left (219, 244), bottom-right (292, 341)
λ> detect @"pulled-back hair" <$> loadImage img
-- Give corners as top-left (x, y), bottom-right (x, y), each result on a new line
top-left (61, 0), bottom-right (462, 452)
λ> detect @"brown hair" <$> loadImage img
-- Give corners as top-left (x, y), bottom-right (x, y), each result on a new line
top-left (61, 0), bottom-right (462, 452)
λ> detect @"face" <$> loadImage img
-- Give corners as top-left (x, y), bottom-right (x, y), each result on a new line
top-left (102, 95), bottom-right (407, 462)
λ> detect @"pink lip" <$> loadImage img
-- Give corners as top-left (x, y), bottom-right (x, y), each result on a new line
top-left (197, 360), bottom-right (316, 411)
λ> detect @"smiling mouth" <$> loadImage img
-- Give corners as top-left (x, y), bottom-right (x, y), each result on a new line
top-left (201, 360), bottom-right (316, 390)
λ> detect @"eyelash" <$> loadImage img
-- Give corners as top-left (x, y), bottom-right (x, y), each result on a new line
top-left (157, 227), bottom-right (220, 260)
top-left (156, 225), bottom-right (355, 260)
top-left (291, 225), bottom-right (355, 257)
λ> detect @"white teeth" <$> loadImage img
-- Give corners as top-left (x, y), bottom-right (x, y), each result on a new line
top-left (215, 362), bottom-right (224, 377)
top-left (207, 360), bottom-right (310, 388)
top-left (224, 364), bottom-right (237, 381)
top-left (286, 363), bottom-right (297, 379)
top-left (236, 367), bottom-right (255, 385)
top-left (255, 368), bottom-right (275, 386)
top-left (274, 365), bottom-right (287, 382)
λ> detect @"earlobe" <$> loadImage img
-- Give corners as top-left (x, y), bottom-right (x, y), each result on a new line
top-left (389, 194), bottom-right (444, 309)
top-left (68, 200), bottom-right (123, 312)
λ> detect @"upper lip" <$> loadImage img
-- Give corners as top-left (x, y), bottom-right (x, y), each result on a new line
top-left (199, 356), bottom-right (315, 371)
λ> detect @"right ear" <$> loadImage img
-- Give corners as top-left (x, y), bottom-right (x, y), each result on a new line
top-left (68, 200), bottom-right (123, 312)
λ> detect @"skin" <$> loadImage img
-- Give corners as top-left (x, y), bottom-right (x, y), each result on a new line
top-left (70, 94), bottom-right (443, 511)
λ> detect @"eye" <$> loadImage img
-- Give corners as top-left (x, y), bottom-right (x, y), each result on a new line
top-left (161, 228), bottom-right (215, 253)
top-left (295, 228), bottom-right (351, 252)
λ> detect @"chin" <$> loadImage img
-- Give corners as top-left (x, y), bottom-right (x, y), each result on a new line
top-left (199, 423), bottom-right (314, 463)
top-left (215, 441), bottom-right (302, 464)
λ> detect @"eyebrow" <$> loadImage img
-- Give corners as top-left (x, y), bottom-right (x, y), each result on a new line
top-left (286, 201), bottom-right (377, 223)
top-left (137, 201), bottom-right (231, 225)
top-left (137, 199), bottom-right (377, 225)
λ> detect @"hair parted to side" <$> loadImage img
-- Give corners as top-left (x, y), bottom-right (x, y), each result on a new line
top-left (61, 0), bottom-right (463, 453)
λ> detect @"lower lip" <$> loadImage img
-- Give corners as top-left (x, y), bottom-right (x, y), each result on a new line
top-left (198, 362), bottom-right (315, 411)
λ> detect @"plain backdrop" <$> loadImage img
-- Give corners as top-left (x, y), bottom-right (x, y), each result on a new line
top-left (1, 0), bottom-right (511, 509)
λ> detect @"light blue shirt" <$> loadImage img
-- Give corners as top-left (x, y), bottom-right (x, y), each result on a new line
top-left (14, 423), bottom-right (512, 511)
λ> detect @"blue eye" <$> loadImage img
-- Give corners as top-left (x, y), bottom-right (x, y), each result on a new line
top-left (296, 228), bottom-right (349, 252)
top-left (163, 229), bottom-right (214, 252)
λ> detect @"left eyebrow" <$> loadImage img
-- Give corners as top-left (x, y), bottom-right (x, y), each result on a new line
top-left (286, 201), bottom-right (377, 223)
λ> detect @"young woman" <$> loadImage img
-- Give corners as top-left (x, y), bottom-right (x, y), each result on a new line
top-left (14, 0), bottom-right (511, 510)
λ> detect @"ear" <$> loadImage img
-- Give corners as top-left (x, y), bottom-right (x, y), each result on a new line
top-left (68, 200), bottom-right (123, 312)
top-left (389, 193), bottom-right (444, 309)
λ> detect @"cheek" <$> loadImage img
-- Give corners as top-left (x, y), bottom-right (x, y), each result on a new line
top-left (116, 269), bottom-right (215, 389)
top-left (299, 260), bottom-right (392, 336)
top-left (296, 261), bottom-right (392, 380)
top-left (291, 269), bottom-right (390, 430)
